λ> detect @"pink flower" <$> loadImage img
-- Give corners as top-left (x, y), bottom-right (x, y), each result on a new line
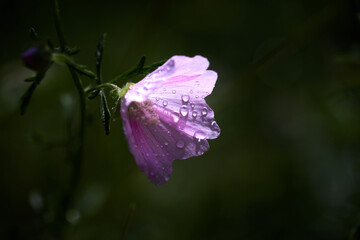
top-left (120, 55), bottom-right (220, 185)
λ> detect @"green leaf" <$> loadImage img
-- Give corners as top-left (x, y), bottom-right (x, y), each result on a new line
top-left (141, 59), bottom-right (166, 75)
top-left (135, 56), bottom-right (146, 73)
top-left (100, 91), bottom-right (111, 135)
top-left (66, 46), bottom-right (80, 55)
top-left (52, 53), bottom-right (96, 79)
top-left (68, 62), bottom-right (97, 79)
top-left (96, 33), bottom-right (107, 84)
top-left (20, 72), bottom-right (45, 115)
top-left (87, 89), bottom-right (100, 99)
top-left (109, 57), bottom-right (166, 84)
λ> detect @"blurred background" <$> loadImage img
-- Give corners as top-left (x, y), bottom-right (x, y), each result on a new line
top-left (1, 0), bottom-right (360, 239)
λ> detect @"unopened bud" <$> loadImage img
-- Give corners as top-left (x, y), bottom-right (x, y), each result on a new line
top-left (22, 45), bottom-right (51, 72)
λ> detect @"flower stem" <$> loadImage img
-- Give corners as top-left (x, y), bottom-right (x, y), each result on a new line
top-left (52, 0), bottom-right (86, 238)
top-left (85, 83), bottom-right (122, 93)
top-left (53, 0), bottom-right (66, 52)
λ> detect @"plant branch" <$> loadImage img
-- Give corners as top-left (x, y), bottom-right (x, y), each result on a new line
top-left (52, 0), bottom-right (86, 238)
top-left (54, 0), bottom-right (66, 52)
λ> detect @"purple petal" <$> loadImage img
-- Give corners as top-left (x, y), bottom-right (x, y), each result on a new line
top-left (149, 70), bottom-right (220, 140)
top-left (120, 100), bottom-right (209, 185)
top-left (121, 55), bottom-right (220, 185)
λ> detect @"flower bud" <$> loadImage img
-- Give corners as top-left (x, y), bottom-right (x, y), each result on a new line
top-left (22, 46), bottom-right (51, 72)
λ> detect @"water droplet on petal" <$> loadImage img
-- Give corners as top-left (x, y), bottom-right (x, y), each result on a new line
top-left (176, 140), bottom-right (185, 149)
top-left (173, 114), bottom-right (179, 123)
top-left (172, 90), bottom-right (176, 94)
top-left (195, 95), bottom-right (199, 98)
top-left (192, 110), bottom-right (197, 118)
top-left (164, 142), bottom-right (169, 146)
top-left (163, 100), bottom-right (168, 107)
top-left (190, 90), bottom-right (193, 94)
top-left (211, 121), bottom-right (216, 126)
top-left (144, 81), bottom-right (152, 89)
top-left (180, 105), bottom-right (188, 117)
top-left (194, 131), bottom-right (206, 142)
top-left (181, 95), bottom-right (190, 103)
top-left (190, 103), bottom-right (195, 108)
top-left (156, 97), bottom-right (160, 101)
top-left (167, 60), bottom-right (175, 68)
top-left (201, 107), bottom-right (208, 116)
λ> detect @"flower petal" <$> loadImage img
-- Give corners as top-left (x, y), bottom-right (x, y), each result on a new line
top-left (121, 55), bottom-right (220, 185)
top-left (123, 56), bottom-right (211, 106)
top-left (149, 70), bottom-right (220, 140)
top-left (120, 101), bottom-right (209, 185)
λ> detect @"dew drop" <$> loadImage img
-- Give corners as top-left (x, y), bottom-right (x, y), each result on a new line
top-left (156, 96), bottom-right (160, 101)
top-left (181, 95), bottom-right (190, 103)
top-left (211, 121), bottom-right (216, 126)
top-left (190, 90), bottom-right (193, 94)
top-left (194, 131), bottom-right (206, 142)
top-left (192, 110), bottom-right (198, 118)
top-left (173, 114), bottom-right (180, 123)
top-left (172, 90), bottom-right (176, 94)
top-left (176, 140), bottom-right (185, 149)
top-left (144, 81), bottom-right (152, 89)
top-left (180, 106), bottom-right (188, 117)
top-left (195, 95), bottom-right (199, 98)
top-left (190, 103), bottom-right (195, 109)
top-left (164, 142), bottom-right (169, 146)
top-left (201, 107), bottom-right (208, 116)
top-left (163, 100), bottom-right (168, 107)
top-left (167, 60), bottom-right (175, 68)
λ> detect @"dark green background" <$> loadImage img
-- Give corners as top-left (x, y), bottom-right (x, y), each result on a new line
top-left (1, 0), bottom-right (360, 239)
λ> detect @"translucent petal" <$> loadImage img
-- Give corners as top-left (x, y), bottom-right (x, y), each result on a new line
top-left (148, 70), bottom-right (220, 140)
top-left (123, 56), bottom-right (211, 106)
top-left (120, 101), bottom-right (209, 185)
top-left (120, 55), bottom-right (220, 185)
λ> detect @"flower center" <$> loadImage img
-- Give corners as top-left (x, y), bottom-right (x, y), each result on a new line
top-left (128, 100), bottom-right (159, 126)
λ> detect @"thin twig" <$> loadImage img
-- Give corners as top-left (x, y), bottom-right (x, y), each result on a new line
top-left (53, 0), bottom-right (66, 52)
top-left (52, 0), bottom-right (86, 238)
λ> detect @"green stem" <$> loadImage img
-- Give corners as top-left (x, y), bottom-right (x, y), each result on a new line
top-left (67, 65), bottom-right (85, 188)
top-left (54, 0), bottom-right (66, 52)
top-left (52, 0), bottom-right (86, 238)
top-left (85, 83), bottom-right (121, 93)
